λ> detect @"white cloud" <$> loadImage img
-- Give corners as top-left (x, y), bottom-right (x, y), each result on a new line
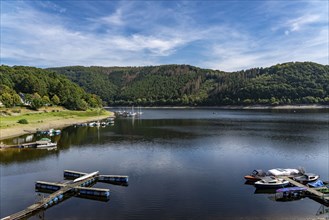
top-left (97, 9), bottom-right (124, 26)
top-left (0, 2), bottom-right (195, 67)
top-left (1, 1), bottom-right (222, 67)
top-left (287, 14), bottom-right (320, 32)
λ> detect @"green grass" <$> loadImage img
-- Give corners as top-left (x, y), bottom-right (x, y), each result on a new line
top-left (0, 108), bottom-right (111, 128)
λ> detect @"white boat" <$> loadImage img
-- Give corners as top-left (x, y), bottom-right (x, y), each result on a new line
top-left (137, 106), bottom-right (143, 115)
top-left (73, 171), bottom-right (99, 183)
top-left (268, 168), bottom-right (301, 176)
top-left (37, 142), bottom-right (57, 149)
top-left (254, 176), bottom-right (290, 189)
top-left (294, 173), bottom-right (319, 184)
top-left (127, 112), bottom-right (137, 117)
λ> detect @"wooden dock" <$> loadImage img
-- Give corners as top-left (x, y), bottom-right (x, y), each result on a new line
top-left (280, 176), bottom-right (329, 200)
top-left (0, 142), bottom-right (38, 149)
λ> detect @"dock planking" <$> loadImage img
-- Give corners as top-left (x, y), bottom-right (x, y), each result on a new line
top-left (280, 176), bottom-right (329, 200)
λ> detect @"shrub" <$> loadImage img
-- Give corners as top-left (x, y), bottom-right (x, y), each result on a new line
top-left (18, 119), bottom-right (28, 124)
top-left (12, 109), bottom-right (21, 113)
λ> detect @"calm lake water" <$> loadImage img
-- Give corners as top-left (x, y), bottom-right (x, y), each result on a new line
top-left (1, 108), bottom-right (329, 219)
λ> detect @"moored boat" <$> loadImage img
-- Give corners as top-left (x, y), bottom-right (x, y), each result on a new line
top-left (268, 168), bottom-right (302, 177)
top-left (36, 142), bottom-right (57, 149)
top-left (275, 187), bottom-right (307, 201)
top-left (244, 169), bottom-right (267, 182)
top-left (36, 138), bottom-right (57, 149)
top-left (294, 173), bottom-right (319, 184)
top-left (254, 176), bottom-right (290, 189)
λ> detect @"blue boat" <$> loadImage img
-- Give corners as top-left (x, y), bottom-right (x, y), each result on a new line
top-left (275, 186), bottom-right (307, 201)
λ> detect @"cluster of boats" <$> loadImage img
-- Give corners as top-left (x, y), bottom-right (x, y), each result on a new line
top-left (245, 168), bottom-right (329, 206)
top-left (75, 118), bottom-right (115, 127)
top-left (114, 107), bottom-right (143, 118)
top-left (36, 128), bottom-right (61, 136)
top-left (245, 168), bottom-right (321, 189)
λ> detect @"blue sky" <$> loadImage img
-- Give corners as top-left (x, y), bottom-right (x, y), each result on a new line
top-left (1, 0), bottom-right (328, 71)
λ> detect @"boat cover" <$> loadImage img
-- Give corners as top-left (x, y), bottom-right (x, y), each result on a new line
top-left (268, 168), bottom-right (300, 176)
top-left (276, 187), bottom-right (307, 193)
top-left (308, 180), bottom-right (324, 188)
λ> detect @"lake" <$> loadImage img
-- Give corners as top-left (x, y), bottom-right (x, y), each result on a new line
top-left (1, 108), bottom-right (328, 219)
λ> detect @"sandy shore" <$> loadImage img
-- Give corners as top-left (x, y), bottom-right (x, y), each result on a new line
top-left (0, 113), bottom-right (113, 141)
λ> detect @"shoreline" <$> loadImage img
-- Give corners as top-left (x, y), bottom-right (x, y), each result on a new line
top-left (0, 110), bottom-right (113, 142)
top-left (106, 104), bottom-right (329, 110)
top-left (2, 104), bottom-right (327, 142)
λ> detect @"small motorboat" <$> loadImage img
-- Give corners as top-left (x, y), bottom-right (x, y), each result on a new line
top-left (36, 142), bottom-right (57, 149)
top-left (294, 173), bottom-right (319, 184)
top-left (36, 138), bottom-right (57, 149)
top-left (244, 169), bottom-right (267, 182)
top-left (254, 176), bottom-right (290, 189)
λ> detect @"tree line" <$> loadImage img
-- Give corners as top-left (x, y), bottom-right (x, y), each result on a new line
top-left (48, 62), bottom-right (329, 106)
top-left (0, 65), bottom-right (102, 110)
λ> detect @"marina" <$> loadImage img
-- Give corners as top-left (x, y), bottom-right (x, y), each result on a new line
top-left (244, 167), bottom-right (329, 208)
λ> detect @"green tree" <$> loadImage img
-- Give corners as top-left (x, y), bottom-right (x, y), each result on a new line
top-left (42, 95), bottom-right (51, 105)
top-left (0, 92), bottom-right (13, 107)
top-left (51, 95), bottom-right (60, 105)
top-left (30, 93), bottom-right (43, 110)
top-left (12, 94), bottom-right (22, 106)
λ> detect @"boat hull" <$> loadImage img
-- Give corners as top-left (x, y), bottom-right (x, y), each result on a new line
top-left (254, 181), bottom-right (290, 189)
top-left (294, 174), bottom-right (319, 184)
top-left (244, 175), bottom-right (261, 182)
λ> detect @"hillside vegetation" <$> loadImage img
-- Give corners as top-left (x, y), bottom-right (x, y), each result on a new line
top-left (48, 62), bottom-right (329, 106)
top-left (0, 66), bottom-right (102, 110)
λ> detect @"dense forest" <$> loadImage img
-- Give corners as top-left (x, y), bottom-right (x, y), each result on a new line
top-left (48, 62), bottom-right (329, 106)
top-left (0, 65), bottom-right (102, 110)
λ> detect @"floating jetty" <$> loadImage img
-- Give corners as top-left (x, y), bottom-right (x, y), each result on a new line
top-left (0, 138), bottom-right (57, 150)
top-left (280, 176), bottom-right (329, 204)
top-left (64, 170), bottom-right (129, 185)
top-left (1, 170), bottom-right (128, 220)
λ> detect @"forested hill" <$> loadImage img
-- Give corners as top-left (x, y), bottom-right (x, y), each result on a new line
top-left (0, 65), bottom-right (102, 110)
top-left (47, 62), bottom-right (329, 106)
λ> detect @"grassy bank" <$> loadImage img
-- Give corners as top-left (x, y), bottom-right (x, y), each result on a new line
top-left (0, 106), bottom-right (113, 141)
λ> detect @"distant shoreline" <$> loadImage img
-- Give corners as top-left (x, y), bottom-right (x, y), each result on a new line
top-left (106, 104), bottom-right (329, 110)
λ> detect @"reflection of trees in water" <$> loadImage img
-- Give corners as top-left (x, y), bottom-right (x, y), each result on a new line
top-left (1, 116), bottom-right (327, 164)
top-left (0, 148), bottom-right (59, 164)
top-left (59, 119), bottom-right (199, 149)
top-left (58, 126), bottom-right (90, 148)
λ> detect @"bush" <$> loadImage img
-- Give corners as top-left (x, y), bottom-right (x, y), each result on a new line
top-left (18, 119), bottom-right (28, 124)
top-left (11, 109), bottom-right (21, 113)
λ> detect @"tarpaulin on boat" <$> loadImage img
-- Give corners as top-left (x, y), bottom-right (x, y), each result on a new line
top-left (276, 187), bottom-right (307, 193)
top-left (308, 179), bottom-right (325, 188)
